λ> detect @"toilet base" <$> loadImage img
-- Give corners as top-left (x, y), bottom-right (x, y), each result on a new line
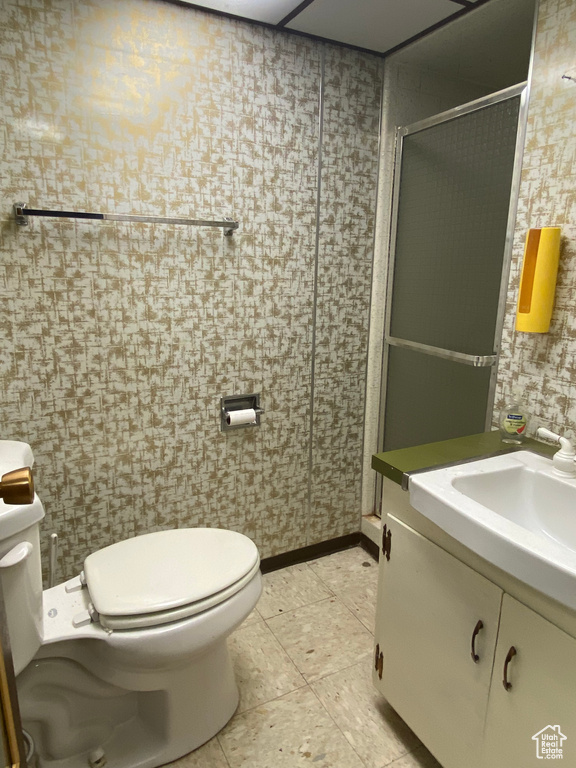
top-left (18, 638), bottom-right (239, 768)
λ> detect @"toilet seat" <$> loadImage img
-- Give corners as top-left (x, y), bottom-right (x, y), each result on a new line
top-left (83, 528), bottom-right (260, 630)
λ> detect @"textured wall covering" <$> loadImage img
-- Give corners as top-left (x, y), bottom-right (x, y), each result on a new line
top-left (495, 0), bottom-right (576, 436)
top-left (311, 47), bottom-right (382, 540)
top-left (0, 0), bottom-right (382, 579)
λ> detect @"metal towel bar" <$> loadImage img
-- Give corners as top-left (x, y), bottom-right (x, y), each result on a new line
top-left (13, 203), bottom-right (239, 235)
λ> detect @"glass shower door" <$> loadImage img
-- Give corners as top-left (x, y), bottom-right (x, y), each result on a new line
top-left (381, 84), bottom-right (525, 452)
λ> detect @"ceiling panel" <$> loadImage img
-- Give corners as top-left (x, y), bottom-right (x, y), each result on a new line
top-left (393, 0), bottom-right (535, 91)
top-left (183, 0), bottom-right (301, 25)
top-left (285, 0), bottom-right (462, 54)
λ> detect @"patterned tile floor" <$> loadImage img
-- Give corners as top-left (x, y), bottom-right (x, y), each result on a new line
top-left (169, 546), bottom-right (442, 768)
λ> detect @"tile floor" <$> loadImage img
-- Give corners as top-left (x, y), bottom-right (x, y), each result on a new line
top-left (170, 546), bottom-right (442, 768)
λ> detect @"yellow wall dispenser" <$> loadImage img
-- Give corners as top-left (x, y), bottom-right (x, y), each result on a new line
top-left (515, 226), bottom-right (561, 333)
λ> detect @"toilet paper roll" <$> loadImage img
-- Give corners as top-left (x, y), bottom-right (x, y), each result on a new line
top-left (226, 408), bottom-right (257, 426)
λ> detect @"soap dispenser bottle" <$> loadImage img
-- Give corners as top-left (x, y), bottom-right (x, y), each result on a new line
top-left (499, 387), bottom-right (530, 444)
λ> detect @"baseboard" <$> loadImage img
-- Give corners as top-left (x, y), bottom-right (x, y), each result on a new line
top-left (359, 533), bottom-right (379, 561)
top-left (260, 532), bottom-right (378, 574)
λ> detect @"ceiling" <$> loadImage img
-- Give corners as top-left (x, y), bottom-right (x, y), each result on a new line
top-left (393, 0), bottom-right (535, 90)
top-left (177, 0), bottom-right (489, 56)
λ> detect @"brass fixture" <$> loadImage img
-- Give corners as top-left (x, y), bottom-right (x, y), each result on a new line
top-left (0, 467), bottom-right (34, 505)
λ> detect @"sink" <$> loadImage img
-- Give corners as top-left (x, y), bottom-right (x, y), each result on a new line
top-left (409, 450), bottom-right (576, 610)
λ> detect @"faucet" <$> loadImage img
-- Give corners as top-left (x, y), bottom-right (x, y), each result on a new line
top-left (536, 427), bottom-right (576, 477)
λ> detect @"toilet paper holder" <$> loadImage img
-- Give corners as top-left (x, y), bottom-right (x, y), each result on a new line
top-left (221, 393), bottom-right (265, 431)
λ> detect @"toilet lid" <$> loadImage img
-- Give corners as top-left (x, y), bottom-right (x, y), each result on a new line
top-left (83, 528), bottom-right (259, 619)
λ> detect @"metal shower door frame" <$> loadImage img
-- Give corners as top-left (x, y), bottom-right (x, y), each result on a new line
top-left (374, 81), bottom-right (529, 513)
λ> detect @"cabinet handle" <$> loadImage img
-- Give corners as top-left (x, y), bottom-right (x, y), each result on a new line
top-left (374, 643), bottom-right (383, 680)
top-left (470, 619), bottom-right (484, 663)
top-left (502, 645), bottom-right (517, 691)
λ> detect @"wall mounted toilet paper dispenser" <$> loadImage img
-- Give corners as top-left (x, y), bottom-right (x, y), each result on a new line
top-left (221, 394), bottom-right (264, 431)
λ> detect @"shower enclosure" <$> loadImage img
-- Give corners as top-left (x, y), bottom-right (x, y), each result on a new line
top-left (378, 83), bottom-right (527, 456)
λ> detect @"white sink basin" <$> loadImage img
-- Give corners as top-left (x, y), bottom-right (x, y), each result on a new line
top-left (409, 450), bottom-right (576, 610)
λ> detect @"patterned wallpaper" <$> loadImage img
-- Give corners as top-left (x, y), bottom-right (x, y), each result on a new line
top-left (495, 0), bottom-right (576, 438)
top-left (311, 47), bottom-right (382, 539)
top-left (0, 0), bottom-right (382, 580)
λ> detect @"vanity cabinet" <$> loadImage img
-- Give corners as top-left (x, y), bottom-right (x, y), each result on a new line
top-left (374, 513), bottom-right (576, 768)
top-left (483, 594), bottom-right (576, 767)
top-left (373, 515), bottom-right (502, 768)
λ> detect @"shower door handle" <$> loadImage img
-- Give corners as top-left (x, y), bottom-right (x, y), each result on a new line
top-left (385, 336), bottom-right (497, 368)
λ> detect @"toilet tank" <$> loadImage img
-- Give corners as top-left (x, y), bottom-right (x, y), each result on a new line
top-left (0, 441), bottom-right (45, 674)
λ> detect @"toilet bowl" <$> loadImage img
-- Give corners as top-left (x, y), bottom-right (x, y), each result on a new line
top-left (0, 440), bottom-right (262, 768)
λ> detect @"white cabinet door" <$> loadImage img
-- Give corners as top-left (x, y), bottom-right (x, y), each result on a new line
top-left (373, 515), bottom-right (502, 768)
top-left (483, 594), bottom-right (576, 768)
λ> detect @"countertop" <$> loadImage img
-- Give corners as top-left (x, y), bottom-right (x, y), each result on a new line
top-left (372, 430), bottom-right (556, 489)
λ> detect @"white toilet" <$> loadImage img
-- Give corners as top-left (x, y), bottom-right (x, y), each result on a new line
top-left (0, 440), bottom-right (262, 768)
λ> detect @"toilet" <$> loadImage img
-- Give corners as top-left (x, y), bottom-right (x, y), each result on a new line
top-left (0, 440), bottom-right (262, 768)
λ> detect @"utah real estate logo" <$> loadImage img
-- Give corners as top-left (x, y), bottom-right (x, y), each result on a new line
top-left (532, 725), bottom-right (567, 759)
